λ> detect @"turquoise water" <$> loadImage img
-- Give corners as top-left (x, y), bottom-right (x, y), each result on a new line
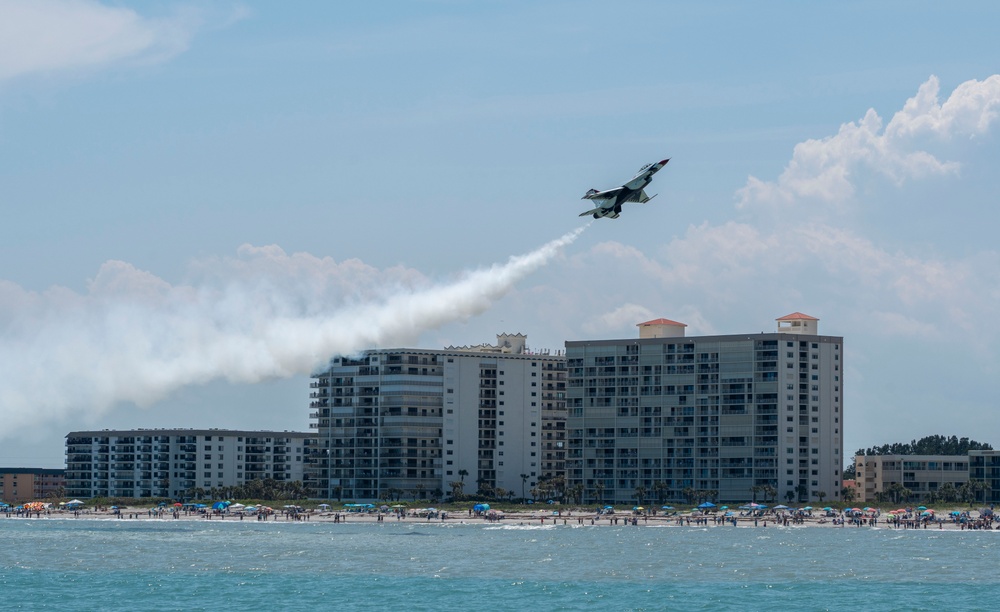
top-left (2, 519), bottom-right (999, 610)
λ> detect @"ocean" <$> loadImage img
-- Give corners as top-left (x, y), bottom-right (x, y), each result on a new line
top-left (2, 518), bottom-right (998, 610)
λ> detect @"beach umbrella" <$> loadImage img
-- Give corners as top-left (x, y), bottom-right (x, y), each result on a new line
top-left (661, 506), bottom-right (674, 510)
top-left (803, 506), bottom-right (813, 510)
top-left (697, 502), bottom-right (716, 509)
top-left (719, 506), bottom-right (729, 510)
top-left (917, 506), bottom-right (927, 510)
top-left (822, 507), bottom-right (833, 511)
top-left (774, 505), bottom-right (789, 510)
top-left (318, 503), bottom-right (331, 509)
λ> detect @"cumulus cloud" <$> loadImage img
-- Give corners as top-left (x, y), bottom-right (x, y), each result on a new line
top-left (0, 228), bottom-right (584, 435)
top-left (737, 75), bottom-right (1000, 212)
top-left (581, 302), bottom-right (654, 335)
top-left (0, 0), bottom-right (203, 82)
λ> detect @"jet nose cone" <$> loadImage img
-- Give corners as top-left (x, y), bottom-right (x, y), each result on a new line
top-left (658, 158), bottom-right (670, 166)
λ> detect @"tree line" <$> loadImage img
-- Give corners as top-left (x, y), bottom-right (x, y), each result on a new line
top-left (854, 435), bottom-right (992, 458)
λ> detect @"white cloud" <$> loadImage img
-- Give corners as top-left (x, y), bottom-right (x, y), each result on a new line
top-left (737, 75), bottom-right (1000, 213)
top-left (0, 0), bottom-right (202, 82)
top-left (581, 302), bottom-right (654, 335)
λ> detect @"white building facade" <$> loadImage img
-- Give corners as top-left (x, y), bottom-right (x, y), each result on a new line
top-left (65, 429), bottom-right (313, 499)
top-left (307, 334), bottom-right (567, 502)
top-left (566, 313), bottom-right (844, 505)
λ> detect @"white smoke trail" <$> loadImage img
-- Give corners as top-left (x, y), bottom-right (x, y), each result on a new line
top-left (0, 227), bottom-right (585, 435)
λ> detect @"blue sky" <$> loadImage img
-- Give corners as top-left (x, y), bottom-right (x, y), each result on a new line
top-left (2, 0), bottom-right (1000, 468)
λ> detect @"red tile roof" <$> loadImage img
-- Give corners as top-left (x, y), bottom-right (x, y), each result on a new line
top-left (637, 318), bottom-right (687, 327)
top-left (776, 312), bottom-right (818, 321)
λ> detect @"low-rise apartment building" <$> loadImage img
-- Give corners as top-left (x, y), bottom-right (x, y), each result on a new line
top-left (65, 429), bottom-right (313, 499)
top-left (0, 468), bottom-right (66, 504)
top-left (854, 454), bottom-right (970, 503)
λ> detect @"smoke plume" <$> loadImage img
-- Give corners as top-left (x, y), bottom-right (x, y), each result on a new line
top-left (0, 227), bottom-right (585, 434)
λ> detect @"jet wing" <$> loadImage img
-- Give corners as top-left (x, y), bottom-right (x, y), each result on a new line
top-left (582, 186), bottom-right (624, 201)
top-left (578, 207), bottom-right (606, 217)
top-left (623, 189), bottom-right (655, 204)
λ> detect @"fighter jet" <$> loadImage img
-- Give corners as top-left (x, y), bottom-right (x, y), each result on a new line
top-left (578, 158), bottom-right (669, 219)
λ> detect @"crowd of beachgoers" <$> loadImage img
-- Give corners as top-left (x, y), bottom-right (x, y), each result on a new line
top-left (2, 500), bottom-right (998, 530)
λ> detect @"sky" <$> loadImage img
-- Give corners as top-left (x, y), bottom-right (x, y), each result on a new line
top-left (2, 0), bottom-right (1000, 468)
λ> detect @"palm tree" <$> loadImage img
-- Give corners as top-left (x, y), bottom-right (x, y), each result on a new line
top-left (841, 486), bottom-right (856, 504)
top-left (594, 481), bottom-right (605, 505)
top-left (413, 484), bottom-right (426, 501)
top-left (520, 473), bottom-right (529, 501)
top-left (817, 491), bottom-right (827, 504)
top-left (634, 486), bottom-right (648, 507)
top-left (458, 469), bottom-right (469, 483)
top-left (653, 481), bottom-right (668, 504)
top-left (449, 480), bottom-right (464, 500)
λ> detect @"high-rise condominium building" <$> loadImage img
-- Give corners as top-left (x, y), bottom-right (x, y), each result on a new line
top-left (566, 313), bottom-right (844, 505)
top-left (307, 334), bottom-right (566, 503)
top-left (65, 429), bottom-right (312, 499)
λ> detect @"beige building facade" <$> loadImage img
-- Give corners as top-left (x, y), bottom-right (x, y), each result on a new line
top-left (854, 454), bottom-right (970, 503)
top-left (0, 468), bottom-right (66, 504)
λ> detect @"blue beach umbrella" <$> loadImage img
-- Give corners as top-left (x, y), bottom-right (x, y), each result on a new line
top-left (697, 502), bottom-right (716, 509)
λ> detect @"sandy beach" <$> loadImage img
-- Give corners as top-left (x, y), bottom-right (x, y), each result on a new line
top-left (5, 505), bottom-right (995, 530)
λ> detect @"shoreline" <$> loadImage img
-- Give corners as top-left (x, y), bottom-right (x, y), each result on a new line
top-left (3, 507), bottom-right (994, 531)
